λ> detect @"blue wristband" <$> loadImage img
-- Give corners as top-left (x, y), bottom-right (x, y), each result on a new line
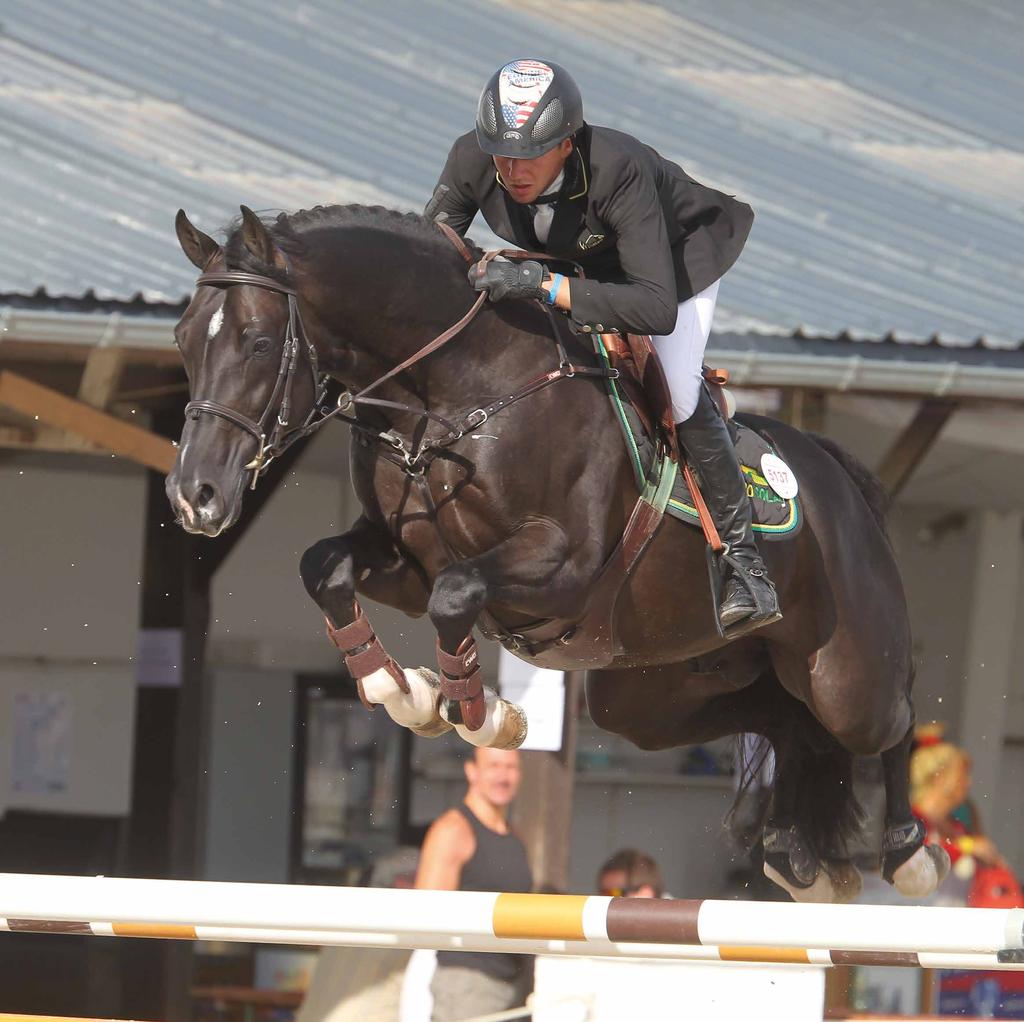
top-left (547, 273), bottom-right (564, 305)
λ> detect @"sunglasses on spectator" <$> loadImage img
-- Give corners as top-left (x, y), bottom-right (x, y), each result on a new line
top-left (599, 884), bottom-right (643, 897)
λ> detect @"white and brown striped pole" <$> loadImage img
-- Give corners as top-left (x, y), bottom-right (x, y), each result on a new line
top-left (0, 874), bottom-right (1022, 968)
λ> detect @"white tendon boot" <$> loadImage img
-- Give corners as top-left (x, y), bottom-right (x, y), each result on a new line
top-left (359, 666), bottom-right (453, 738)
top-left (359, 666), bottom-right (528, 747)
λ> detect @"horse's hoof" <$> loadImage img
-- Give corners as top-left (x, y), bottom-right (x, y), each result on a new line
top-left (764, 861), bottom-right (861, 904)
top-left (443, 688), bottom-right (528, 750)
top-left (824, 861), bottom-right (863, 904)
top-left (490, 698), bottom-right (529, 750)
top-left (892, 843), bottom-right (951, 898)
top-left (410, 718), bottom-right (455, 738)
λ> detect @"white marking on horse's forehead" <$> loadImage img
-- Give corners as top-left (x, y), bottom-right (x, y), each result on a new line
top-left (206, 297), bottom-right (225, 341)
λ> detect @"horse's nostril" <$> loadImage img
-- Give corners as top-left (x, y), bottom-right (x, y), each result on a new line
top-left (196, 484), bottom-right (216, 508)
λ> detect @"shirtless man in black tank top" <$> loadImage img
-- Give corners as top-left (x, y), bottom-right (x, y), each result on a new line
top-left (415, 747), bottom-right (533, 1021)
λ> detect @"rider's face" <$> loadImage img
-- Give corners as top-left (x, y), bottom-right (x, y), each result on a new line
top-left (493, 139), bottom-right (573, 205)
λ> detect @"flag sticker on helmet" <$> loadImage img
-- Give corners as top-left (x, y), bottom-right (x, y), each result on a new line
top-left (476, 59), bottom-right (582, 158)
top-left (499, 60), bottom-right (555, 129)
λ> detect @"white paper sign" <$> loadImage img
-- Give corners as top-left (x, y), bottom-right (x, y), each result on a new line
top-left (12, 691), bottom-right (72, 795)
top-left (498, 648), bottom-right (565, 752)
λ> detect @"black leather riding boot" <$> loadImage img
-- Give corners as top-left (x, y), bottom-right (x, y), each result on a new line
top-left (675, 386), bottom-right (781, 635)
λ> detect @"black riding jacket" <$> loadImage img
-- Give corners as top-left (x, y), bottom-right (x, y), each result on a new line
top-left (425, 124), bottom-right (754, 337)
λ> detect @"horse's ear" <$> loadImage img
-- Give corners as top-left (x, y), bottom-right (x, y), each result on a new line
top-left (175, 209), bottom-right (221, 269)
top-left (239, 205), bottom-right (276, 265)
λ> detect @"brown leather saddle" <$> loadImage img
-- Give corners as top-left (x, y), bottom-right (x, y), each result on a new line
top-left (599, 331), bottom-right (730, 553)
top-left (599, 331), bottom-right (731, 466)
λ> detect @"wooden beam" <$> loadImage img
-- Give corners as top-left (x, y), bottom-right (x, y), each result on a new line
top-left (779, 387), bottom-right (827, 433)
top-left (124, 450), bottom-right (210, 1022)
top-left (112, 381), bottom-right (189, 404)
top-left (78, 346), bottom-right (127, 410)
top-left (876, 399), bottom-right (957, 499)
top-left (0, 425), bottom-right (37, 447)
top-left (123, 406), bottom-right (304, 1020)
top-left (0, 425), bottom-right (101, 456)
top-left (512, 671), bottom-right (582, 893)
top-left (0, 339), bottom-right (183, 368)
top-left (0, 371), bottom-right (175, 473)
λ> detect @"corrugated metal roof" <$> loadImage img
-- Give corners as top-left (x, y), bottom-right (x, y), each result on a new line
top-left (0, 0), bottom-right (1020, 348)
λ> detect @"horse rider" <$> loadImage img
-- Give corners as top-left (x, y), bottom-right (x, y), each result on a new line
top-left (424, 58), bottom-right (779, 635)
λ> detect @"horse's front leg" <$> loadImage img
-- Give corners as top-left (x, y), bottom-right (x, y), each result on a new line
top-left (429, 520), bottom-right (569, 748)
top-left (300, 516), bottom-right (452, 738)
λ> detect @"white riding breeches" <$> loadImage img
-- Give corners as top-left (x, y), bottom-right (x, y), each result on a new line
top-left (651, 279), bottom-right (720, 424)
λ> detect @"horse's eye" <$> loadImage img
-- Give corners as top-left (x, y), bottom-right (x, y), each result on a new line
top-left (252, 337), bottom-right (273, 356)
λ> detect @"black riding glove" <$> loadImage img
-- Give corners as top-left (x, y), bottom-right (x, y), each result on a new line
top-left (469, 259), bottom-right (548, 302)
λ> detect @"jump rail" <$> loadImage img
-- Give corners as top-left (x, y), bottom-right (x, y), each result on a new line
top-left (1, 873), bottom-right (1022, 970)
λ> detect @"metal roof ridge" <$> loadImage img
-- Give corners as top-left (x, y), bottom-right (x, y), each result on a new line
top-left (711, 345), bottom-right (1024, 401)
top-left (1, 304), bottom-right (176, 349)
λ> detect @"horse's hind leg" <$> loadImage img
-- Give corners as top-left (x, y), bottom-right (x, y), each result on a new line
top-left (762, 729), bottom-right (863, 904)
top-left (879, 724), bottom-right (950, 897)
top-left (299, 516), bottom-right (452, 738)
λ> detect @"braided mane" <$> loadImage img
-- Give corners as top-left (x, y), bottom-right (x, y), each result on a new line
top-left (223, 204), bottom-right (481, 282)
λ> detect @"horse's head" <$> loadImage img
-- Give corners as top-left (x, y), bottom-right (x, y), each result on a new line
top-left (167, 206), bottom-right (322, 536)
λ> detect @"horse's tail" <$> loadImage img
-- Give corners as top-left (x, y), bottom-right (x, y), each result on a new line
top-left (806, 432), bottom-right (890, 535)
top-left (727, 671), bottom-right (863, 874)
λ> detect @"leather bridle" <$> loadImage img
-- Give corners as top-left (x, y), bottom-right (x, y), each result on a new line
top-left (184, 270), bottom-right (334, 486)
top-left (182, 225), bottom-right (614, 486)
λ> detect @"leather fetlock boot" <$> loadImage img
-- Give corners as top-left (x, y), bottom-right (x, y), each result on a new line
top-left (675, 385), bottom-right (782, 636)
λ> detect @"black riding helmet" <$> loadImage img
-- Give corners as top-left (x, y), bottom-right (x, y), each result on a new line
top-left (475, 59), bottom-right (584, 159)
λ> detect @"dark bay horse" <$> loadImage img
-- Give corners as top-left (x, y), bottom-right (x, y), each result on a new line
top-left (167, 203), bottom-right (948, 904)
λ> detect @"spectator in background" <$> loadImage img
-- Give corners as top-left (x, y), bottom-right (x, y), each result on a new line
top-left (414, 747), bottom-right (533, 1022)
top-left (597, 848), bottom-right (665, 899)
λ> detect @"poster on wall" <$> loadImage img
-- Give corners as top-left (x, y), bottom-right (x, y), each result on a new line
top-left (11, 691), bottom-right (72, 795)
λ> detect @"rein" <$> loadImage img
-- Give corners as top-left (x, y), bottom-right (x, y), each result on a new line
top-left (185, 224), bottom-right (616, 484)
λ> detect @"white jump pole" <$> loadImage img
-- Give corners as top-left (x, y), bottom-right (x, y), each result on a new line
top-left (13, 921), bottom-right (1014, 973)
top-left (0, 873), bottom-right (1022, 963)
